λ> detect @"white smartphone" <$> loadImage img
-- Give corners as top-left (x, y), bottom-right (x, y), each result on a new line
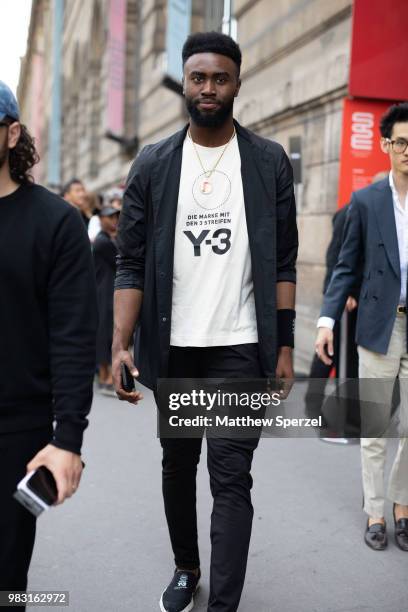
top-left (13, 466), bottom-right (58, 517)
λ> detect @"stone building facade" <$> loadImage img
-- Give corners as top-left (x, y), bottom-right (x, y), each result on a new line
top-left (18, 0), bottom-right (354, 373)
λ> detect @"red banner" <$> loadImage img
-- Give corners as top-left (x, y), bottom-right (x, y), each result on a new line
top-left (337, 98), bottom-right (392, 208)
top-left (349, 0), bottom-right (408, 101)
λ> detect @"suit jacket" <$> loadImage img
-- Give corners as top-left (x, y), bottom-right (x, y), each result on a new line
top-left (323, 204), bottom-right (362, 299)
top-left (321, 177), bottom-right (405, 354)
top-left (115, 120), bottom-right (298, 390)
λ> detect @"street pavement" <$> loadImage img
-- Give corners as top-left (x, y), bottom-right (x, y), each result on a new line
top-left (28, 386), bottom-right (408, 612)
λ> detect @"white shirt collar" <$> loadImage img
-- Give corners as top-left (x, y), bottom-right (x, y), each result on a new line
top-left (389, 170), bottom-right (396, 193)
top-left (389, 170), bottom-right (408, 211)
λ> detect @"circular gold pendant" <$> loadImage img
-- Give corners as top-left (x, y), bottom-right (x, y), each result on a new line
top-left (200, 180), bottom-right (213, 195)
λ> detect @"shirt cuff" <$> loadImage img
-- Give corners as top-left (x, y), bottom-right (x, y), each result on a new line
top-left (51, 421), bottom-right (85, 455)
top-left (317, 316), bottom-right (335, 330)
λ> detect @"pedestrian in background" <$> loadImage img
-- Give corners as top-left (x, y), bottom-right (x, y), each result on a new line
top-left (93, 206), bottom-right (120, 393)
top-left (316, 102), bottom-right (408, 552)
top-left (61, 177), bottom-right (91, 227)
top-left (306, 172), bottom-right (389, 441)
top-left (88, 188), bottom-right (122, 243)
top-left (0, 81), bottom-right (97, 607)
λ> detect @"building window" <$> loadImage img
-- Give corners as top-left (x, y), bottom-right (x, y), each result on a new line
top-left (205, 0), bottom-right (224, 32)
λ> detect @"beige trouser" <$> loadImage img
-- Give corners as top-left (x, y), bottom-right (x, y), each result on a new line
top-left (358, 314), bottom-right (408, 518)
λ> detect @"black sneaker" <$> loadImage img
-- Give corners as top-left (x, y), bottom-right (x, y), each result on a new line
top-left (159, 569), bottom-right (200, 612)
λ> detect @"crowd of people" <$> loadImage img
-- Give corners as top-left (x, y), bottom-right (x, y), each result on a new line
top-left (61, 178), bottom-right (123, 395)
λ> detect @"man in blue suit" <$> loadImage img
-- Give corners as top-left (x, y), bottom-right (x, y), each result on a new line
top-left (315, 102), bottom-right (408, 552)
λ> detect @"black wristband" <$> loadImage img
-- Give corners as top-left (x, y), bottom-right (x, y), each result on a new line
top-left (277, 309), bottom-right (296, 348)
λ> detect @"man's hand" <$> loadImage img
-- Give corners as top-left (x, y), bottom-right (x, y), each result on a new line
top-left (315, 327), bottom-right (334, 365)
top-left (346, 296), bottom-right (358, 312)
top-left (276, 346), bottom-right (294, 399)
top-left (112, 348), bottom-right (144, 404)
top-left (27, 445), bottom-right (83, 505)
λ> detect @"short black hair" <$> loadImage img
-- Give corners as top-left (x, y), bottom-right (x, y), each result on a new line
top-left (182, 31), bottom-right (242, 75)
top-left (61, 177), bottom-right (83, 197)
top-left (379, 102), bottom-right (408, 138)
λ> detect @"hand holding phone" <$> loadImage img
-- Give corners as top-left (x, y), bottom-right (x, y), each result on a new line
top-left (121, 362), bottom-right (135, 392)
top-left (15, 453), bottom-right (86, 516)
top-left (26, 444), bottom-right (84, 504)
top-left (14, 466), bottom-right (58, 516)
top-left (112, 349), bottom-right (144, 404)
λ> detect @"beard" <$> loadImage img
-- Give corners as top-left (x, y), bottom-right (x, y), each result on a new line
top-left (185, 96), bottom-right (234, 128)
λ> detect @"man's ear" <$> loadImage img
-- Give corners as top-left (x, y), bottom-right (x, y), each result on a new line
top-left (235, 78), bottom-right (241, 98)
top-left (380, 137), bottom-right (390, 155)
top-left (8, 122), bottom-right (21, 150)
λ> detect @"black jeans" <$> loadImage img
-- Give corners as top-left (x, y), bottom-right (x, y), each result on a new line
top-left (0, 425), bottom-right (53, 611)
top-left (160, 343), bottom-right (262, 612)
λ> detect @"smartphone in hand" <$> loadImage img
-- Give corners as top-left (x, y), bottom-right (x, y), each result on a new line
top-left (14, 466), bottom-right (58, 517)
top-left (120, 362), bottom-right (135, 392)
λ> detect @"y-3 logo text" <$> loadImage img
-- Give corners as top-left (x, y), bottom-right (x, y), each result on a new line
top-left (184, 229), bottom-right (232, 256)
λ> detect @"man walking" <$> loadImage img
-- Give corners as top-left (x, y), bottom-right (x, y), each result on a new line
top-left (112, 33), bottom-right (297, 611)
top-left (0, 81), bottom-right (97, 604)
top-left (316, 102), bottom-right (408, 551)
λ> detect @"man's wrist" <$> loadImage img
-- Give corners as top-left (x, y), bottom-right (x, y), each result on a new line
top-left (112, 335), bottom-right (129, 353)
top-left (317, 316), bottom-right (335, 330)
top-left (277, 309), bottom-right (295, 348)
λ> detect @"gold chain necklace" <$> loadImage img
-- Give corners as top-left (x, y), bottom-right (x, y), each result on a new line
top-left (188, 128), bottom-right (236, 195)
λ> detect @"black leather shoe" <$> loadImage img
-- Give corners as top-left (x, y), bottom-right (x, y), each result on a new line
top-left (364, 520), bottom-right (387, 550)
top-left (393, 504), bottom-right (408, 551)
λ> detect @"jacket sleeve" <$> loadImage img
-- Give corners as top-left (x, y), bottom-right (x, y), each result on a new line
top-left (48, 206), bottom-right (98, 455)
top-left (276, 148), bottom-right (298, 283)
top-left (323, 208), bottom-right (345, 294)
top-left (321, 193), bottom-right (363, 320)
top-left (115, 147), bottom-right (150, 291)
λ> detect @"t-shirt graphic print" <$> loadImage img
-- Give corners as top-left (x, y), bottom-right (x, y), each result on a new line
top-left (170, 133), bottom-right (258, 347)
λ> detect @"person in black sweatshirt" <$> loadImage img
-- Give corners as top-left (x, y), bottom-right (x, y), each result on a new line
top-left (0, 81), bottom-right (97, 604)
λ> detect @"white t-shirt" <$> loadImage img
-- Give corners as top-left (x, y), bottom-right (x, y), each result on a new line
top-left (88, 215), bottom-right (101, 242)
top-left (170, 132), bottom-right (258, 347)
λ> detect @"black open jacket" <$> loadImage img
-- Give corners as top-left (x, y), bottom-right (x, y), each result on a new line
top-left (115, 120), bottom-right (298, 390)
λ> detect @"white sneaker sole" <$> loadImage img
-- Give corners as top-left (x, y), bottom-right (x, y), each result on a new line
top-left (159, 583), bottom-right (199, 612)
